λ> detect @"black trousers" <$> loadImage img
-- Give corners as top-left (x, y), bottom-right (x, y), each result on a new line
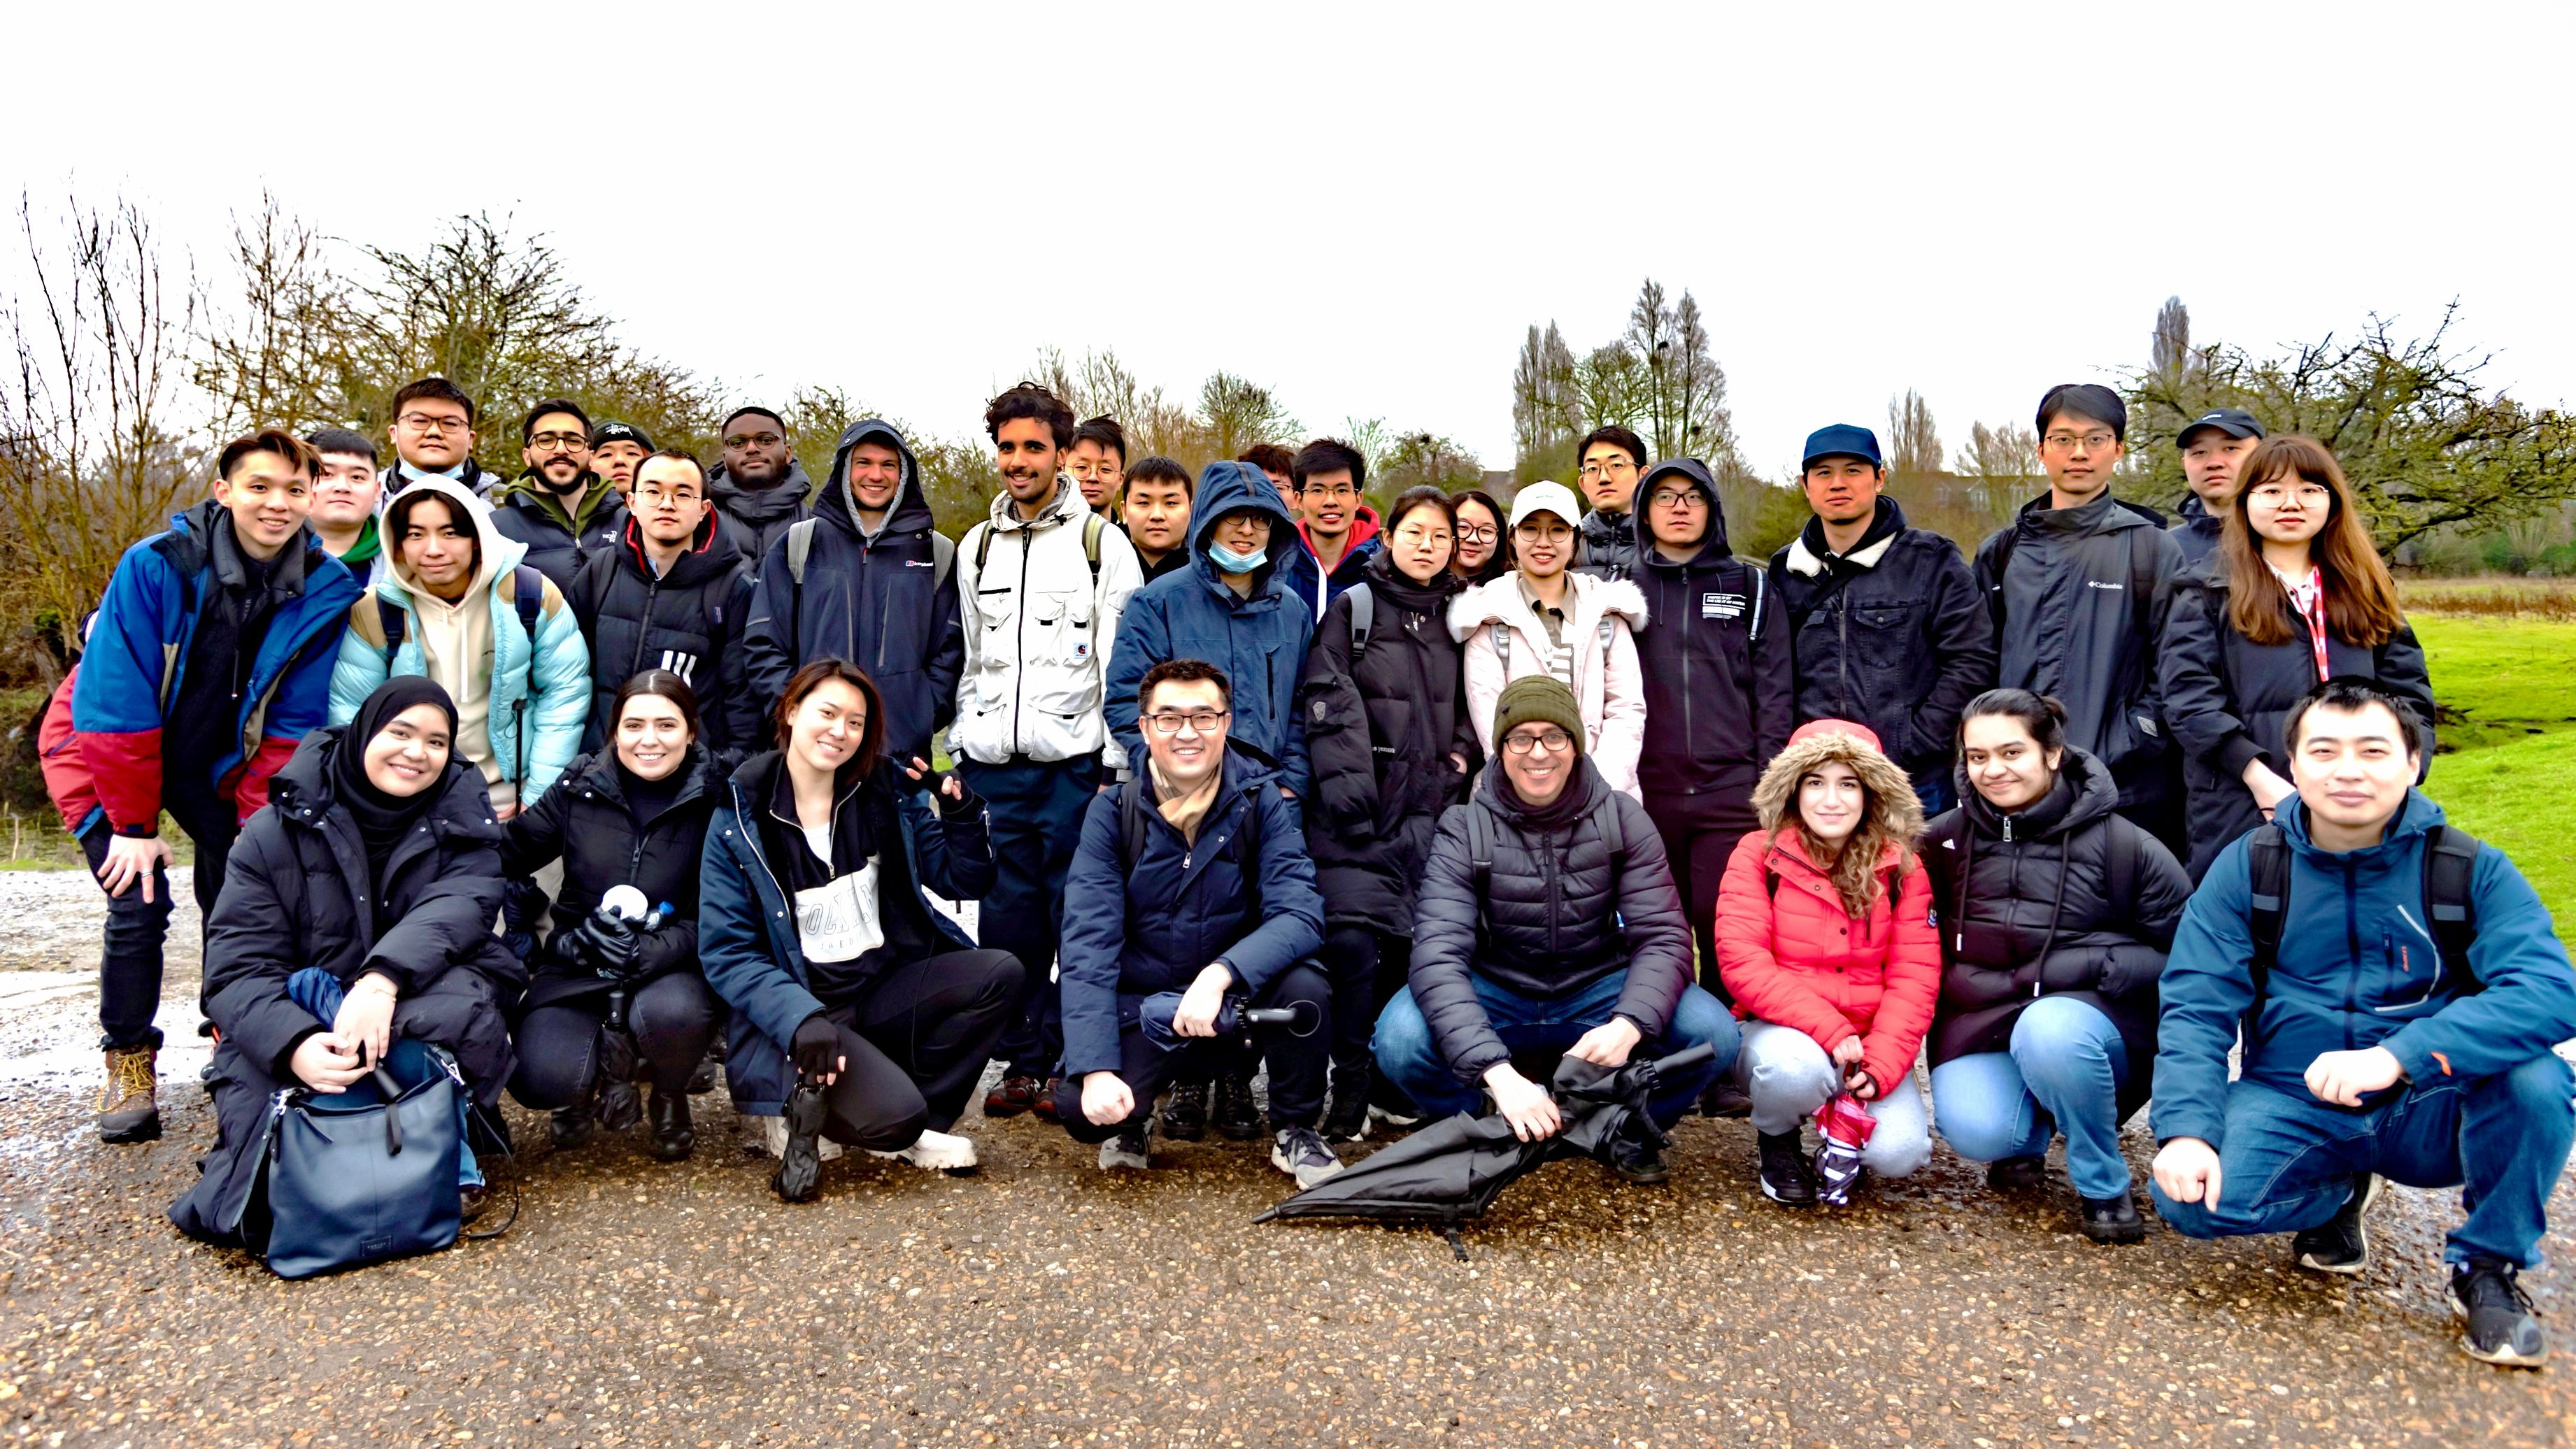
top-left (81, 808), bottom-right (234, 1051)
top-left (812, 948), bottom-right (1020, 1151)
top-left (1646, 808), bottom-right (1749, 1004)
top-left (1318, 925), bottom-right (1408, 1075)
top-left (1051, 962), bottom-right (1332, 1141)
top-left (509, 972), bottom-right (718, 1108)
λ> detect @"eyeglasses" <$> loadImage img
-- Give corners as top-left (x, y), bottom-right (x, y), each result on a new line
top-left (1649, 490), bottom-right (1707, 510)
top-left (634, 485), bottom-right (704, 505)
top-left (723, 432), bottom-right (784, 450)
top-left (2042, 431), bottom-right (2117, 453)
top-left (1144, 710), bottom-right (1229, 735)
top-left (1392, 524), bottom-right (1452, 545)
top-left (1302, 484), bottom-right (1360, 501)
top-left (2247, 483), bottom-right (2332, 506)
top-left (398, 413), bottom-right (468, 434)
top-left (1578, 460), bottom-right (1635, 479)
top-left (1457, 525), bottom-right (1497, 543)
top-left (1501, 728), bottom-right (1573, 755)
top-left (528, 431), bottom-right (590, 452)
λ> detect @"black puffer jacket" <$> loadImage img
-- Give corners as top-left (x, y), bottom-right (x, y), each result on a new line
top-left (199, 727), bottom-right (522, 1093)
top-left (1295, 549), bottom-right (1479, 935)
top-left (707, 459), bottom-right (815, 569)
top-left (1770, 497), bottom-right (1996, 777)
top-left (1919, 746), bottom-right (2191, 1121)
top-left (2158, 567), bottom-right (2434, 878)
top-left (489, 476), bottom-right (629, 594)
top-left (1632, 459), bottom-right (1795, 831)
top-left (1408, 757), bottom-right (1691, 1082)
top-left (1577, 506), bottom-right (1639, 580)
top-left (565, 513), bottom-right (760, 755)
top-left (501, 745), bottom-right (721, 1009)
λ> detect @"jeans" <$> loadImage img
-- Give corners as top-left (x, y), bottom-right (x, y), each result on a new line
top-left (80, 819), bottom-right (176, 1050)
top-left (1930, 995), bottom-right (2132, 1199)
top-left (286, 968), bottom-right (482, 1188)
top-left (2151, 1054), bottom-right (2576, 1270)
top-left (1728, 1019), bottom-right (1932, 1177)
top-left (958, 755), bottom-right (1100, 1078)
top-left (1372, 969), bottom-right (1738, 1128)
top-left (1908, 764), bottom-right (1955, 818)
top-left (1053, 962), bottom-right (1334, 1139)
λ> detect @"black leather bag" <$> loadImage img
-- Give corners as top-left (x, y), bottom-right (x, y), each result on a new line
top-left (241, 1040), bottom-right (465, 1280)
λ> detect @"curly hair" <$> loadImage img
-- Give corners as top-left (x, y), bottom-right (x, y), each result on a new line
top-left (1750, 728), bottom-right (1924, 918)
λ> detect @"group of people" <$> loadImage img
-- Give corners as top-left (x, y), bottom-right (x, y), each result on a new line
top-left (44, 373), bottom-right (2573, 1366)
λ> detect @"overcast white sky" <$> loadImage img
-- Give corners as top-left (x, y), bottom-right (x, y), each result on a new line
top-left (8, 1), bottom-right (2570, 477)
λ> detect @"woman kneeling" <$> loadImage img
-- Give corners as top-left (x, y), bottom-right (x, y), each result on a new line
top-left (699, 659), bottom-right (1020, 1201)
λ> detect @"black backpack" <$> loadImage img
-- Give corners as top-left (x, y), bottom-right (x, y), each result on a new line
top-left (2243, 822), bottom-right (2482, 1005)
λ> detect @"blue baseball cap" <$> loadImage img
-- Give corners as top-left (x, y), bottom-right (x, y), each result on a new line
top-left (1800, 424), bottom-right (1882, 471)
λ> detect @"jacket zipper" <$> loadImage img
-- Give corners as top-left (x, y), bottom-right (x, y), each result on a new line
top-left (1010, 523), bottom-right (1033, 754)
top-left (627, 574), bottom-right (661, 683)
top-left (2340, 857), bottom-right (2360, 1051)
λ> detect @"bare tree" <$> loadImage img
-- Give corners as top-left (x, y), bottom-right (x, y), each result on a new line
top-left (1954, 421), bottom-right (2042, 482)
top-left (1197, 372), bottom-right (1300, 459)
top-left (195, 191), bottom-right (346, 436)
top-left (1573, 341), bottom-right (1649, 439)
top-left (1885, 389), bottom-right (1944, 474)
top-left (1510, 322), bottom-right (1579, 483)
top-left (2152, 295), bottom-right (2193, 383)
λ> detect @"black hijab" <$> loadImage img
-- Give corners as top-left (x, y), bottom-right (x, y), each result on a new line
top-left (333, 676), bottom-right (460, 870)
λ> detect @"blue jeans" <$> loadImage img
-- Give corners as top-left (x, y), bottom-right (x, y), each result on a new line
top-left (1908, 764), bottom-right (1956, 818)
top-left (1371, 969), bottom-right (1738, 1127)
top-left (2150, 1054), bottom-right (2576, 1269)
top-left (287, 969), bottom-right (483, 1188)
top-left (957, 754), bottom-right (1100, 1078)
top-left (1930, 995), bottom-right (2133, 1199)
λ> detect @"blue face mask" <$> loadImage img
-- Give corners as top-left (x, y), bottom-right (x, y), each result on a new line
top-left (1207, 541), bottom-right (1267, 573)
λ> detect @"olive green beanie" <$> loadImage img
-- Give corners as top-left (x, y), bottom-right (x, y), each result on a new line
top-left (1492, 675), bottom-right (1584, 755)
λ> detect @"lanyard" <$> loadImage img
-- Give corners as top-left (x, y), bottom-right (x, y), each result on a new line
top-left (2278, 566), bottom-right (2331, 681)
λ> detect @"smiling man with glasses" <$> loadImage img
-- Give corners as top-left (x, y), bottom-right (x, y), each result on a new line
top-left (381, 376), bottom-right (504, 501)
top-left (1972, 383), bottom-right (2187, 850)
top-left (494, 398), bottom-right (629, 593)
top-left (1282, 438), bottom-right (1381, 617)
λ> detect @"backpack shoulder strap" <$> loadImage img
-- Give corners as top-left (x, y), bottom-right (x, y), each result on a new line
top-left (930, 531), bottom-right (954, 594)
top-left (2102, 815), bottom-right (2142, 915)
top-left (2244, 823), bottom-right (2292, 1004)
top-left (376, 597), bottom-right (407, 665)
top-left (1746, 562), bottom-right (1767, 646)
top-left (1463, 801), bottom-right (1495, 886)
top-left (1346, 583), bottom-right (1374, 659)
top-left (1489, 620), bottom-right (1511, 675)
top-left (508, 564), bottom-right (544, 637)
top-left (1983, 529), bottom-right (2019, 631)
top-left (1082, 513), bottom-right (1104, 587)
top-left (969, 520), bottom-right (995, 573)
top-left (1118, 778), bottom-right (1148, 873)
top-left (785, 517), bottom-right (818, 587)
top-left (1593, 791), bottom-right (1625, 861)
top-left (2421, 825), bottom-right (2483, 994)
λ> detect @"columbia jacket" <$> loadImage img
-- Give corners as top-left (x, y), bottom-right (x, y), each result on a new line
top-left (501, 744), bottom-right (721, 1005)
top-left (1294, 549), bottom-right (1477, 936)
top-left (1772, 497), bottom-right (1995, 777)
top-left (2158, 569), bottom-right (2434, 878)
top-left (489, 473), bottom-right (627, 594)
top-left (1106, 462), bottom-right (1312, 793)
top-left (1407, 758), bottom-right (1692, 1083)
top-left (1973, 492), bottom-right (2183, 809)
top-left (707, 459), bottom-right (815, 568)
top-left (1714, 726), bottom-right (1937, 1093)
top-left (1057, 755), bottom-right (1325, 1078)
top-left (327, 478), bottom-right (592, 803)
top-left (696, 753), bottom-right (992, 1115)
top-left (1921, 746), bottom-right (2192, 1120)
top-left (744, 422), bottom-right (964, 766)
top-left (566, 510), bottom-right (760, 756)
top-left (1450, 570), bottom-right (1649, 798)
top-left (1577, 506), bottom-right (1639, 580)
top-left (2152, 792), bottom-right (2576, 1148)
top-left (955, 478), bottom-right (1144, 769)
top-left (69, 502), bottom-right (360, 835)
top-left (1633, 459), bottom-right (1794, 829)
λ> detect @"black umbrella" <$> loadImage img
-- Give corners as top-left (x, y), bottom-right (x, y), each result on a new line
top-left (1253, 1041), bottom-right (1714, 1255)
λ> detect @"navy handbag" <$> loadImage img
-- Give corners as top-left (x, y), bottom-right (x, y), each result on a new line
top-left (242, 1039), bottom-right (466, 1280)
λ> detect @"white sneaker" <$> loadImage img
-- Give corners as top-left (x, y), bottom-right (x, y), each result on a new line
top-left (869, 1128), bottom-right (979, 1171)
top-left (762, 1115), bottom-right (843, 1161)
top-left (1098, 1125), bottom-right (1151, 1171)
top-left (1271, 1125), bottom-right (1345, 1190)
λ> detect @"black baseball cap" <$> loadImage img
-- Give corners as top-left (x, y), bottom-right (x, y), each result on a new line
top-left (2177, 408), bottom-right (2263, 449)
top-left (593, 420), bottom-right (654, 452)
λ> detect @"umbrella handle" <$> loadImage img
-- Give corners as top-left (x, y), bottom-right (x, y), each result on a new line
top-left (1651, 1041), bottom-right (1716, 1076)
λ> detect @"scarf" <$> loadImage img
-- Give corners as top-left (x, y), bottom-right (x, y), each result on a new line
top-left (1148, 759), bottom-right (1225, 845)
top-left (339, 513), bottom-right (382, 566)
top-left (333, 676), bottom-right (459, 880)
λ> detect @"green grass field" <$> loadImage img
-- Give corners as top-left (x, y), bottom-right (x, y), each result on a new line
top-left (2416, 615), bottom-right (2576, 948)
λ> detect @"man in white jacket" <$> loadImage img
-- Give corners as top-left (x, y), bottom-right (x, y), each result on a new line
top-left (953, 383), bottom-right (1144, 1118)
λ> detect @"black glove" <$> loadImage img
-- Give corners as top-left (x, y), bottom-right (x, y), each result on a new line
top-left (791, 1013), bottom-right (841, 1081)
top-left (569, 907), bottom-right (643, 980)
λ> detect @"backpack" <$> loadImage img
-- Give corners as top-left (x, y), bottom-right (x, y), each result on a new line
top-left (2244, 822), bottom-right (2482, 1006)
top-left (1346, 582), bottom-right (1375, 659)
top-left (1981, 508), bottom-right (2163, 643)
top-left (960, 512), bottom-right (1105, 590)
top-left (785, 517), bottom-right (955, 594)
top-left (1459, 792), bottom-right (1627, 887)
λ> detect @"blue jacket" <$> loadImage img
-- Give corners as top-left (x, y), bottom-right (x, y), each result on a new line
top-left (741, 420), bottom-right (964, 765)
top-left (2151, 790), bottom-right (2576, 1148)
top-left (69, 501), bottom-right (359, 834)
top-left (695, 753), bottom-right (991, 1115)
top-left (1056, 753), bottom-right (1324, 1078)
top-left (1104, 461), bottom-right (1314, 794)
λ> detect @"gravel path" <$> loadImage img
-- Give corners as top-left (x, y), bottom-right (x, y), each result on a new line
top-left (0, 868), bottom-right (2568, 1447)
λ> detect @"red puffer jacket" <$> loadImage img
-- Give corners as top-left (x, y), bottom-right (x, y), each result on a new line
top-left (1714, 827), bottom-right (1940, 1093)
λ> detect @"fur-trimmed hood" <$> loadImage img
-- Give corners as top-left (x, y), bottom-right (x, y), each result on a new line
top-left (1751, 723), bottom-right (1923, 841)
top-left (1447, 570), bottom-right (1648, 639)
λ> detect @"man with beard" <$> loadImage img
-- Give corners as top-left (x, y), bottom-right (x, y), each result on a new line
top-left (708, 406), bottom-right (813, 567)
top-left (494, 399), bottom-right (627, 593)
top-left (589, 421), bottom-right (655, 494)
top-left (1069, 416), bottom-right (1127, 514)
top-left (954, 383), bottom-right (1144, 1120)
top-left (380, 376), bottom-right (505, 500)
top-left (568, 449), bottom-right (764, 755)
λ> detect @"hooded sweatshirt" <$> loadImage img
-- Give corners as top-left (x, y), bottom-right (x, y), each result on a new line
top-left (708, 459), bottom-right (816, 566)
top-left (743, 420), bottom-right (964, 765)
top-left (1449, 564), bottom-right (1649, 799)
top-left (567, 502), bottom-right (762, 755)
top-left (1631, 458), bottom-right (1794, 829)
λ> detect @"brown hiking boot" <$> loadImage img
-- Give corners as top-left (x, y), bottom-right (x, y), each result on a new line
top-left (96, 1047), bottom-right (162, 1143)
top-left (983, 1073), bottom-right (1042, 1119)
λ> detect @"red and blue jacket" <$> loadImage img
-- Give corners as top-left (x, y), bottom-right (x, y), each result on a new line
top-left (58, 501), bottom-right (358, 836)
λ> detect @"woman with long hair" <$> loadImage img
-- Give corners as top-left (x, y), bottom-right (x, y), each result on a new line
top-left (2159, 434), bottom-right (2433, 878)
top-left (697, 659), bottom-right (1021, 1200)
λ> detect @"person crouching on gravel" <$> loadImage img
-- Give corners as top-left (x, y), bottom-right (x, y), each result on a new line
top-left (1055, 660), bottom-right (1338, 1187)
top-left (1716, 720), bottom-right (1937, 1206)
top-left (698, 659), bottom-right (1021, 1201)
top-left (2151, 680), bottom-right (2576, 1368)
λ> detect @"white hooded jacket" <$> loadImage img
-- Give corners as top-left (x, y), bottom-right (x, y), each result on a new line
top-left (952, 480), bottom-right (1144, 768)
top-left (1449, 570), bottom-right (1650, 798)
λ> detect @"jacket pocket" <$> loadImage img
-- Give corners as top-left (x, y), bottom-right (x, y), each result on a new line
top-left (1025, 590), bottom-right (1100, 715)
top-left (2369, 928), bottom-right (2440, 1014)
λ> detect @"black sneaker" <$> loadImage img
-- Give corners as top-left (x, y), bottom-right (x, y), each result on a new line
top-left (1321, 1065), bottom-right (1371, 1143)
top-left (2080, 1193), bottom-right (2147, 1245)
top-left (1215, 1064), bottom-right (1262, 1141)
top-left (2452, 1257), bottom-right (2548, 1367)
top-left (1609, 1129), bottom-right (1670, 1186)
top-left (1099, 1120), bottom-right (1150, 1171)
top-left (1270, 1125), bottom-right (1344, 1189)
top-left (1160, 1080), bottom-right (1209, 1141)
top-left (548, 1106), bottom-right (594, 1150)
top-left (2293, 1173), bottom-right (2382, 1276)
top-left (1758, 1130), bottom-right (1817, 1208)
top-left (771, 1083), bottom-right (826, 1204)
top-left (1697, 1080), bottom-right (1753, 1119)
top-left (1985, 1155), bottom-right (2046, 1192)
top-left (686, 1045), bottom-right (719, 1096)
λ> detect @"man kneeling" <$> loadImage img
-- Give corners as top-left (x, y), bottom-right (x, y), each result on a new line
top-left (1054, 660), bottom-right (1340, 1186)
top-left (2151, 680), bottom-right (2576, 1367)
top-left (1372, 676), bottom-right (1740, 1182)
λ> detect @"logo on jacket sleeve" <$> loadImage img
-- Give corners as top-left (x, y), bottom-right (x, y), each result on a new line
top-left (1701, 592), bottom-right (1745, 620)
